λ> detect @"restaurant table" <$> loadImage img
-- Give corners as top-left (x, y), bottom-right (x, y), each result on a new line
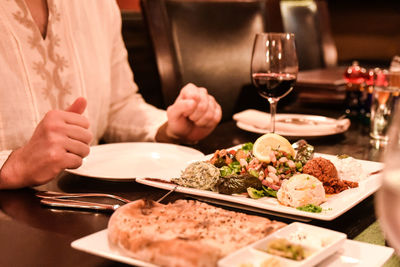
top-left (0, 103), bottom-right (396, 267)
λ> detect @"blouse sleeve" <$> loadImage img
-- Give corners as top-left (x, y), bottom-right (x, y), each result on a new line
top-left (101, 2), bottom-right (167, 143)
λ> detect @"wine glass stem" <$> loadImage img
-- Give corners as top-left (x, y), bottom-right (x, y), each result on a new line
top-left (268, 98), bottom-right (278, 133)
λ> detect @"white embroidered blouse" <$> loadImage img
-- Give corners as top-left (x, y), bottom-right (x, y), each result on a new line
top-left (0, 0), bottom-right (167, 167)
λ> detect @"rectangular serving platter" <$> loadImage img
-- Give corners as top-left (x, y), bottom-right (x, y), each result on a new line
top-left (136, 153), bottom-right (383, 221)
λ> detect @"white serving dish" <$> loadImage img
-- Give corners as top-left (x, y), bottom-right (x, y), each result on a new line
top-left (218, 222), bottom-right (347, 267)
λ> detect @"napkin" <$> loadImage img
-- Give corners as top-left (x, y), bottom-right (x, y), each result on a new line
top-left (233, 109), bottom-right (351, 136)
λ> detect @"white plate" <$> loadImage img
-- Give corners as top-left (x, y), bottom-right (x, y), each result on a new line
top-left (219, 222), bottom-right (347, 267)
top-left (71, 229), bottom-right (394, 267)
top-left (136, 153), bottom-right (383, 221)
top-left (233, 110), bottom-right (350, 137)
top-left (236, 120), bottom-right (349, 137)
top-left (66, 142), bottom-right (204, 180)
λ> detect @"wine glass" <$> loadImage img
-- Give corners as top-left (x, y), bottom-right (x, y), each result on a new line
top-left (251, 33), bottom-right (298, 133)
top-left (375, 101), bottom-right (400, 255)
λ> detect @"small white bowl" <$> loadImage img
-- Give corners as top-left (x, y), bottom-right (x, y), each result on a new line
top-left (218, 222), bottom-right (346, 267)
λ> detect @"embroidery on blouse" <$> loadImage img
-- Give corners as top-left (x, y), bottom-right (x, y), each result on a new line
top-left (12, 0), bottom-right (71, 109)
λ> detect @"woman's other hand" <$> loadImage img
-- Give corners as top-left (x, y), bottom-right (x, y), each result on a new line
top-left (157, 83), bottom-right (222, 143)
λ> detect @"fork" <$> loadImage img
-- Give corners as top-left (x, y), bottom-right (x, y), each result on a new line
top-left (37, 187), bottom-right (178, 211)
top-left (36, 191), bottom-right (131, 204)
top-left (155, 185), bottom-right (178, 203)
top-left (39, 198), bottom-right (121, 211)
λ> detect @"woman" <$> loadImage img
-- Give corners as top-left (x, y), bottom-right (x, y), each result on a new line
top-left (0, 0), bottom-right (221, 189)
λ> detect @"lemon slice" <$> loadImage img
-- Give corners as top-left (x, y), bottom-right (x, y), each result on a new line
top-left (253, 133), bottom-right (295, 163)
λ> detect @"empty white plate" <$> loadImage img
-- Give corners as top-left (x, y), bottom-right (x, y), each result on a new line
top-left (66, 142), bottom-right (205, 180)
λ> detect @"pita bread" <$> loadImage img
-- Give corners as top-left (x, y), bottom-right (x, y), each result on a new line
top-left (108, 199), bottom-right (286, 267)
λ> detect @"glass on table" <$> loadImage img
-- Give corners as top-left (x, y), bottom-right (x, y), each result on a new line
top-left (375, 101), bottom-right (400, 255)
top-left (250, 32), bottom-right (298, 133)
top-left (369, 69), bottom-right (400, 147)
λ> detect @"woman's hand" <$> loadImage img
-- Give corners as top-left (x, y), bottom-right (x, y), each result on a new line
top-left (0, 98), bottom-right (93, 189)
top-left (157, 83), bottom-right (222, 143)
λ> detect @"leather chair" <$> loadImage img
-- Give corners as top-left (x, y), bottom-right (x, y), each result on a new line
top-left (140, 0), bottom-right (284, 120)
top-left (280, 0), bottom-right (338, 70)
top-left (121, 11), bottom-right (164, 109)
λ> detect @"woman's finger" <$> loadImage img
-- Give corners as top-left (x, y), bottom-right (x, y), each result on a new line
top-left (64, 138), bottom-right (91, 158)
top-left (63, 152), bottom-right (84, 170)
top-left (193, 96), bottom-right (218, 127)
top-left (63, 111), bottom-right (90, 129)
top-left (66, 124), bottom-right (93, 144)
top-left (187, 89), bottom-right (210, 122)
top-left (167, 99), bottom-right (197, 120)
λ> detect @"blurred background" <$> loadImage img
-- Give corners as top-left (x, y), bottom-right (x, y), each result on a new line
top-left (115, 0), bottom-right (400, 110)
top-left (328, 0), bottom-right (400, 68)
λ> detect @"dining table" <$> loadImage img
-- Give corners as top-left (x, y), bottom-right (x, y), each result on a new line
top-left (0, 99), bottom-right (397, 267)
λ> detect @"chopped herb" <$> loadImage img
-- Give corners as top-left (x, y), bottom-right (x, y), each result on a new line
top-left (220, 166), bottom-right (233, 177)
top-left (262, 186), bottom-right (278, 198)
top-left (265, 238), bottom-right (306, 261)
top-left (241, 142), bottom-right (254, 152)
top-left (296, 204), bottom-right (322, 213)
top-left (247, 187), bottom-right (266, 199)
top-left (246, 186), bottom-right (278, 199)
top-left (295, 161), bottom-right (303, 170)
top-left (219, 161), bottom-right (242, 177)
top-left (229, 161), bottom-right (242, 174)
top-left (248, 169), bottom-right (259, 178)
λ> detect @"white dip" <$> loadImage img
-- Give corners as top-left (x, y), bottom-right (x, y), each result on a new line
top-left (330, 156), bottom-right (366, 182)
top-left (288, 229), bottom-right (330, 252)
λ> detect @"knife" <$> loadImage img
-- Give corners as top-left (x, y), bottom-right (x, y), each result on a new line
top-left (36, 190), bottom-right (131, 204)
top-left (40, 198), bottom-right (120, 211)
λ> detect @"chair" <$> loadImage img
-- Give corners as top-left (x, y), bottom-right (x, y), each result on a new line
top-left (121, 11), bottom-right (165, 109)
top-left (140, 0), bottom-right (284, 120)
top-left (280, 0), bottom-right (338, 70)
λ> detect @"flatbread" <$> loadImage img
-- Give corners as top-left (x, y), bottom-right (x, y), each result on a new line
top-left (108, 199), bottom-right (286, 267)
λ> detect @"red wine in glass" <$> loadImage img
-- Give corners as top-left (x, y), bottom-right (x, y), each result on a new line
top-left (251, 33), bottom-right (298, 133)
top-left (252, 73), bottom-right (296, 99)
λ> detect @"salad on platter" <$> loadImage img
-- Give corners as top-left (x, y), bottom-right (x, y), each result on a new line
top-left (172, 133), bottom-right (365, 213)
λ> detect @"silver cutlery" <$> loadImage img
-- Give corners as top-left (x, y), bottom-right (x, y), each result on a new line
top-left (40, 198), bottom-right (120, 211)
top-left (37, 186), bottom-right (179, 211)
top-left (156, 185), bottom-right (178, 203)
top-left (36, 191), bottom-right (131, 204)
